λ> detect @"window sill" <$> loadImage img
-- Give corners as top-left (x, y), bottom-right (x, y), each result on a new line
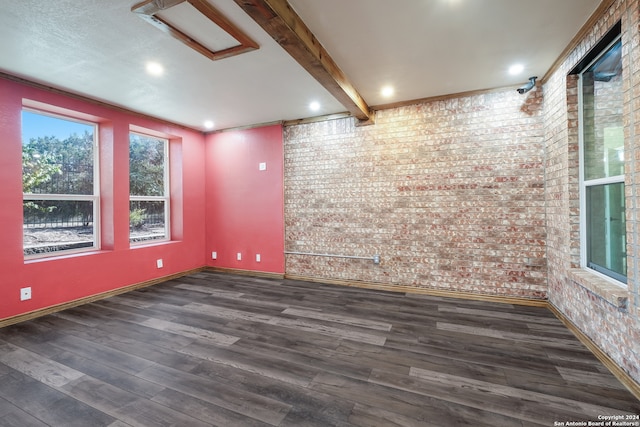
top-left (25, 248), bottom-right (105, 264)
top-left (568, 268), bottom-right (628, 310)
top-left (130, 239), bottom-right (177, 249)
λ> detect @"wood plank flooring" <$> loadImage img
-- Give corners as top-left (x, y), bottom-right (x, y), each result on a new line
top-left (0, 271), bottom-right (638, 426)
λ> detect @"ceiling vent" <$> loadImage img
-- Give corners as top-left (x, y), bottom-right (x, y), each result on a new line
top-left (132, 0), bottom-right (258, 61)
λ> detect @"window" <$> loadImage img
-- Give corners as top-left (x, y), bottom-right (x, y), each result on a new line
top-left (579, 36), bottom-right (626, 284)
top-left (22, 110), bottom-right (98, 256)
top-left (129, 132), bottom-right (169, 243)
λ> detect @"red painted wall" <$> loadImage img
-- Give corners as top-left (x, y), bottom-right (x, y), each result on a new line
top-left (0, 77), bottom-right (207, 320)
top-left (205, 125), bottom-right (285, 274)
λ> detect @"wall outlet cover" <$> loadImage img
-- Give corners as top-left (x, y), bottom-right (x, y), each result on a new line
top-left (20, 287), bottom-right (32, 301)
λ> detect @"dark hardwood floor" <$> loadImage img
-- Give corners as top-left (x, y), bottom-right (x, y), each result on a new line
top-left (0, 271), bottom-right (638, 426)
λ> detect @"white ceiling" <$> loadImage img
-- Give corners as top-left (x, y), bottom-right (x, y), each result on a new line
top-left (0, 0), bottom-right (602, 131)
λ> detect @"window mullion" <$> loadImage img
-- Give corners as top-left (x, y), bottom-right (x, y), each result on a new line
top-left (23, 193), bottom-right (95, 201)
top-left (584, 175), bottom-right (625, 187)
top-left (129, 195), bottom-right (167, 202)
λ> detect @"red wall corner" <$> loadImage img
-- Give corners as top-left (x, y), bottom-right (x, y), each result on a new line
top-left (205, 125), bottom-right (285, 274)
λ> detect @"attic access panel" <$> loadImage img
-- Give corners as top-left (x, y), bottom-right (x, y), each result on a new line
top-left (132, 0), bottom-right (258, 61)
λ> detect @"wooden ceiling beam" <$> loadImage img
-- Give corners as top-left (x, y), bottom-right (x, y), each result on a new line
top-left (233, 0), bottom-right (374, 124)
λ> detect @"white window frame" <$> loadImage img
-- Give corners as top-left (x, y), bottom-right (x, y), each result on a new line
top-left (129, 132), bottom-right (170, 244)
top-left (22, 108), bottom-right (100, 258)
top-left (577, 35), bottom-right (626, 287)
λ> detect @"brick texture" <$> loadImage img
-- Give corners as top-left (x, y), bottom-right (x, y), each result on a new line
top-left (284, 90), bottom-right (546, 299)
top-left (284, 0), bottom-right (640, 385)
top-left (544, 0), bottom-right (640, 383)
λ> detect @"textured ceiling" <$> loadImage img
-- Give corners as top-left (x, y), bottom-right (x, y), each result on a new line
top-left (0, 0), bottom-right (602, 131)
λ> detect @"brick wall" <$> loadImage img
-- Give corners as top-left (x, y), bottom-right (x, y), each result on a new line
top-left (543, 0), bottom-right (640, 383)
top-left (284, 0), bottom-right (640, 385)
top-left (284, 89), bottom-right (546, 299)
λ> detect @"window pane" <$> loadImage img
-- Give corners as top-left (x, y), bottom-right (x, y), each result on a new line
top-left (586, 183), bottom-right (626, 281)
top-left (129, 133), bottom-right (166, 197)
top-left (582, 40), bottom-right (624, 181)
top-left (23, 200), bottom-right (94, 256)
top-left (130, 200), bottom-right (166, 243)
top-left (22, 111), bottom-right (95, 195)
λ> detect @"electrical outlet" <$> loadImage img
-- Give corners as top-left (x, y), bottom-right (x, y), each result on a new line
top-left (156, 259), bottom-right (163, 268)
top-left (259, 162), bottom-right (267, 171)
top-left (237, 252), bottom-right (242, 261)
top-left (20, 287), bottom-right (31, 301)
top-left (211, 251), bottom-right (217, 260)
top-left (256, 254), bottom-right (261, 262)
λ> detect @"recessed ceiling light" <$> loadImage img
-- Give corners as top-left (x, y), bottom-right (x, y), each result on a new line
top-left (203, 120), bottom-right (214, 130)
top-left (309, 101), bottom-right (320, 112)
top-left (508, 63), bottom-right (524, 75)
top-left (146, 61), bottom-right (164, 76)
top-left (381, 85), bottom-right (395, 98)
